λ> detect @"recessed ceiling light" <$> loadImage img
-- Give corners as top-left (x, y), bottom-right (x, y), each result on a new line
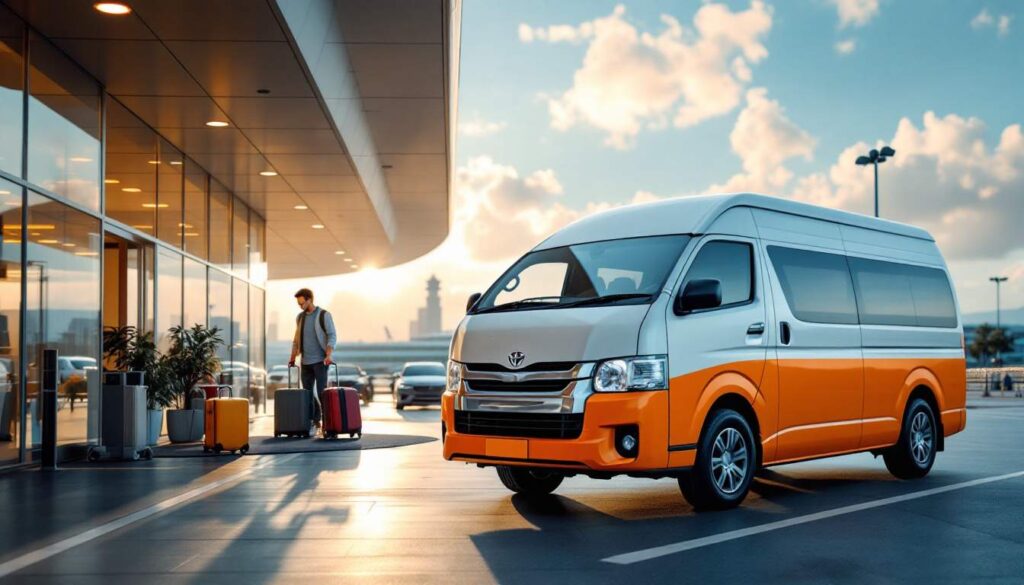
top-left (104, 179), bottom-right (120, 184)
top-left (75, 251), bottom-right (99, 257)
top-left (351, 264), bottom-right (360, 269)
top-left (205, 121), bottom-right (229, 128)
top-left (62, 243), bottom-right (76, 248)
top-left (4, 200), bottom-right (18, 206)
top-left (70, 157), bottom-right (93, 163)
top-left (311, 224), bottom-right (324, 229)
top-left (132, 225), bottom-right (153, 230)
top-left (343, 258), bottom-right (352, 263)
top-left (39, 239), bottom-right (59, 244)
top-left (94, 2), bottom-right (131, 15)
top-left (169, 161), bottom-right (182, 166)
top-left (147, 160), bottom-right (161, 165)
top-left (293, 204), bottom-right (308, 210)
top-left (259, 171), bottom-right (278, 177)
top-left (0, 190), bottom-right (9, 194)
top-left (30, 232), bottom-right (40, 236)
top-left (334, 250), bottom-right (345, 255)
top-left (142, 203), bottom-right (169, 209)
top-left (122, 187), bottom-right (141, 193)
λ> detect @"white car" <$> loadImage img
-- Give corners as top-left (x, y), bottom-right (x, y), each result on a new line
top-left (394, 362), bottom-right (446, 410)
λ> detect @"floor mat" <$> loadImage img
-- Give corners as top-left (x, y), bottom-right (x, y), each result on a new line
top-left (154, 433), bottom-right (436, 457)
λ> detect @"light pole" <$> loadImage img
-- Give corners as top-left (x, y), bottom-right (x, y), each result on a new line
top-left (855, 145), bottom-right (896, 218)
top-left (989, 276), bottom-right (1008, 330)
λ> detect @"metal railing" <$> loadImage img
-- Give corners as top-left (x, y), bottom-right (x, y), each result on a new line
top-left (966, 368), bottom-right (1024, 396)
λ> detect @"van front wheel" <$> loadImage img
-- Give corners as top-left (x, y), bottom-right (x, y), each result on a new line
top-left (679, 409), bottom-right (757, 511)
top-left (883, 398), bottom-right (937, 479)
top-left (496, 466), bottom-right (563, 497)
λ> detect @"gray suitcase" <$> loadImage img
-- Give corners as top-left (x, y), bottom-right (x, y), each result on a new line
top-left (88, 371), bottom-right (152, 461)
top-left (274, 365), bottom-right (312, 438)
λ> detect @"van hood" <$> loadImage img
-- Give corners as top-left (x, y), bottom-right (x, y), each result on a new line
top-left (451, 304), bottom-right (651, 367)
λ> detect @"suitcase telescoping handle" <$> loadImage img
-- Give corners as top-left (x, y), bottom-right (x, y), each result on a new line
top-left (216, 384), bottom-right (233, 398)
top-left (287, 363), bottom-right (300, 387)
top-left (329, 362), bottom-right (339, 386)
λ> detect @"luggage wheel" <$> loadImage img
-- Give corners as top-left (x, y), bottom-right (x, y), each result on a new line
top-left (141, 448), bottom-right (154, 461)
top-left (87, 449), bottom-right (101, 462)
top-left (214, 443), bottom-right (223, 454)
top-left (240, 444), bottom-right (249, 454)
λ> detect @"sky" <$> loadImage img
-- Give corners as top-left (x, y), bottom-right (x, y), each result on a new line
top-left (268, 0), bottom-right (1024, 342)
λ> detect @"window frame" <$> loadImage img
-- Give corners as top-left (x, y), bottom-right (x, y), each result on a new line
top-left (847, 254), bottom-right (958, 329)
top-left (766, 244), bottom-right (860, 326)
top-left (675, 238), bottom-right (757, 316)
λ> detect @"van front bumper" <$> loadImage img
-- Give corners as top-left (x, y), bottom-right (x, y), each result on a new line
top-left (442, 390), bottom-right (683, 472)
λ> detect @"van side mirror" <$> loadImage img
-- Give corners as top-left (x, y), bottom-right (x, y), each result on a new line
top-left (466, 292), bottom-right (482, 313)
top-left (675, 279), bottom-right (722, 315)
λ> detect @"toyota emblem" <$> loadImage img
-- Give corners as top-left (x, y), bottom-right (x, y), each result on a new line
top-left (507, 351), bottom-right (526, 368)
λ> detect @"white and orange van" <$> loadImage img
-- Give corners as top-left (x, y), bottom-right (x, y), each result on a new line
top-left (442, 194), bottom-right (966, 509)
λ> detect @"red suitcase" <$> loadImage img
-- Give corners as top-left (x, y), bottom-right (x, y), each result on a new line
top-left (323, 365), bottom-right (362, 439)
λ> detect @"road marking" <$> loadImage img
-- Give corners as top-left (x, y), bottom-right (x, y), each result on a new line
top-left (0, 454), bottom-right (298, 579)
top-left (603, 469), bottom-right (1024, 565)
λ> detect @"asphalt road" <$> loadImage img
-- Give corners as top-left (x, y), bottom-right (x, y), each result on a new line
top-left (1, 396), bottom-right (1022, 584)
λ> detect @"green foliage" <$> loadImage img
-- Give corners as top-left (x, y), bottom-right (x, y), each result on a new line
top-left (103, 326), bottom-right (174, 409)
top-left (161, 324), bottom-right (224, 410)
top-left (968, 323), bottom-right (1016, 364)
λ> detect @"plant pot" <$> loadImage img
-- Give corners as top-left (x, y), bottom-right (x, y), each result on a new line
top-left (166, 408), bottom-right (204, 443)
top-left (147, 409), bottom-right (164, 446)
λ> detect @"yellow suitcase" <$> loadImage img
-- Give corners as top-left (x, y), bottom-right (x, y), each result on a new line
top-left (203, 386), bottom-right (250, 455)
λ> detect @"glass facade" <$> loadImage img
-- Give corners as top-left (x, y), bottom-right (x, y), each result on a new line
top-left (0, 11), bottom-right (267, 466)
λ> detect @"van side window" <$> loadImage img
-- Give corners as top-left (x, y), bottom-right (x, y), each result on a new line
top-left (767, 246), bottom-right (858, 325)
top-left (681, 241), bottom-right (754, 307)
top-left (849, 256), bottom-right (957, 328)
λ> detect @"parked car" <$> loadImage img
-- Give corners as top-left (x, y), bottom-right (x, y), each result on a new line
top-left (267, 364), bottom-right (291, 392)
top-left (58, 356), bottom-right (97, 383)
top-left (329, 363), bottom-right (373, 405)
top-left (394, 361), bottom-right (446, 410)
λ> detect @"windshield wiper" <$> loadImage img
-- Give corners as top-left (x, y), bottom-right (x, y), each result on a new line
top-left (473, 296), bottom-right (571, 314)
top-left (559, 293), bottom-right (654, 308)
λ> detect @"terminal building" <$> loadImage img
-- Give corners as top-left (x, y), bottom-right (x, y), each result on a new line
top-left (0, 0), bottom-right (460, 467)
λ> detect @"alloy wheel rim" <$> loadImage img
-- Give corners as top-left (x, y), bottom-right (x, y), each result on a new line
top-left (910, 411), bottom-right (934, 465)
top-left (711, 427), bottom-right (748, 494)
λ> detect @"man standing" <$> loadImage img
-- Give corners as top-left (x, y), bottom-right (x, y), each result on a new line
top-left (288, 288), bottom-right (337, 428)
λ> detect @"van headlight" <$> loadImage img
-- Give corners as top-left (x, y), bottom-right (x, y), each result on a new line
top-left (447, 360), bottom-right (462, 392)
top-left (593, 355), bottom-right (668, 392)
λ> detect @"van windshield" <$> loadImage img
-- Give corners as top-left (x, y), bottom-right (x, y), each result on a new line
top-left (474, 235), bottom-right (690, 313)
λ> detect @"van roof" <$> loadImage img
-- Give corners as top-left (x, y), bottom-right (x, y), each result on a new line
top-left (534, 193), bottom-right (933, 250)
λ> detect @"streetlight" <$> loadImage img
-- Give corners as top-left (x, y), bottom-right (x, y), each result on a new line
top-left (989, 276), bottom-right (1008, 330)
top-left (855, 145), bottom-right (895, 218)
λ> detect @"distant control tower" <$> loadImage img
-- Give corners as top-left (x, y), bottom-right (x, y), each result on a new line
top-left (409, 275), bottom-right (443, 339)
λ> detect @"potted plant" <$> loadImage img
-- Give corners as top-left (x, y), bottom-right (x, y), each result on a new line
top-left (103, 326), bottom-right (171, 445)
top-left (163, 324), bottom-right (223, 443)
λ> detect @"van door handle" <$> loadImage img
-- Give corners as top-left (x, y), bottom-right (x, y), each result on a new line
top-left (779, 321), bottom-right (791, 345)
top-left (746, 322), bottom-right (765, 335)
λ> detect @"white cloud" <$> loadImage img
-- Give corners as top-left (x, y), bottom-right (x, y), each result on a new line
top-left (835, 39), bottom-right (856, 54)
top-left (789, 113), bottom-right (1024, 260)
top-left (459, 119), bottom-right (508, 137)
top-left (830, 0), bottom-right (880, 28)
top-left (998, 14), bottom-right (1012, 37)
top-left (710, 88), bottom-right (816, 193)
top-left (971, 9), bottom-right (994, 29)
top-left (971, 9), bottom-right (1012, 37)
top-left (524, 2), bottom-right (773, 149)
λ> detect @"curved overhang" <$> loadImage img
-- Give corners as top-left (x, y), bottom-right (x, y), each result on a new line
top-left (5, 0), bottom-right (460, 279)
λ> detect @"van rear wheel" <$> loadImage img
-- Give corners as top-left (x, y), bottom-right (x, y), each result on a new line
top-left (883, 398), bottom-right (937, 479)
top-left (679, 408), bottom-right (757, 511)
top-left (496, 466), bottom-right (563, 497)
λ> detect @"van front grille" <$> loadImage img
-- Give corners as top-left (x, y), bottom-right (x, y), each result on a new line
top-left (464, 361), bottom-right (577, 373)
top-left (454, 410), bottom-right (584, 439)
top-left (465, 379), bottom-right (569, 393)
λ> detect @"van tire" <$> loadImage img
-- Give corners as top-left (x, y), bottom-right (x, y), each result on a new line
top-left (679, 408), bottom-right (757, 511)
top-left (496, 466), bottom-right (563, 497)
top-left (883, 398), bottom-right (937, 479)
